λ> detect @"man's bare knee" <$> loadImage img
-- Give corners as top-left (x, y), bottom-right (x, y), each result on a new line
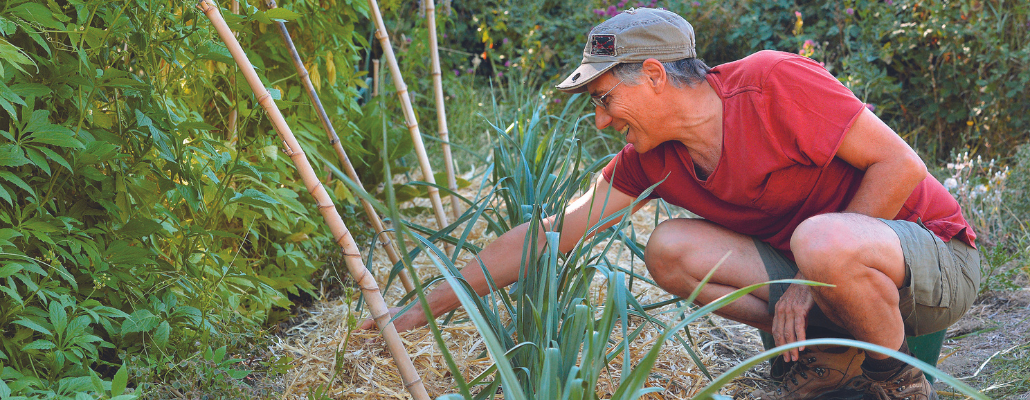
top-left (645, 219), bottom-right (707, 289)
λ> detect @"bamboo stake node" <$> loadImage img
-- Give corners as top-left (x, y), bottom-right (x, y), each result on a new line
top-left (405, 377), bottom-right (425, 389)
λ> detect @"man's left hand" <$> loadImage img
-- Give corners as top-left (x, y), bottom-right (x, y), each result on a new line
top-left (773, 281), bottom-right (815, 362)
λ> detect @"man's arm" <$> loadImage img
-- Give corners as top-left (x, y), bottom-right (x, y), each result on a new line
top-left (363, 175), bottom-right (645, 332)
top-left (836, 107), bottom-right (928, 217)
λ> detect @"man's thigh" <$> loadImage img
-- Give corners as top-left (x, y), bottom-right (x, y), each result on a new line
top-left (882, 219), bottom-right (982, 336)
top-left (646, 218), bottom-right (772, 301)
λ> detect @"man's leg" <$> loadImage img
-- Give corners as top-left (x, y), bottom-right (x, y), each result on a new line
top-left (789, 213), bottom-right (907, 360)
top-left (791, 213), bottom-right (947, 400)
top-left (646, 218), bottom-right (868, 400)
top-left (644, 218), bottom-right (775, 332)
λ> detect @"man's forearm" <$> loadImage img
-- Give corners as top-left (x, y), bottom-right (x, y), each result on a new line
top-left (411, 221), bottom-right (548, 325)
top-left (843, 156), bottom-right (925, 218)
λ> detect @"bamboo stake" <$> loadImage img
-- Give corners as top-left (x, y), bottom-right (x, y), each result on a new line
top-left (425, 0), bottom-right (461, 220)
top-left (196, 2), bottom-right (429, 399)
top-left (366, 0), bottom-right (454, 256)
top-left (263, 0), bottom-right (415, 294)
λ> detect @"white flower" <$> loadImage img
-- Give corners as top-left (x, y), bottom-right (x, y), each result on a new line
top-left (944, 178), bottom-right (959, 190)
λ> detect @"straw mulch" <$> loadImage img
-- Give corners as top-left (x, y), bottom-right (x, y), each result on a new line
top-left (269, 171), bottom-right (772, 399)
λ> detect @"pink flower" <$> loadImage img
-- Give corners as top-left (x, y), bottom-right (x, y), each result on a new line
top-left (804, 39), bottom-right (816, 47)
top-left (865, 103), bottom-right (876, 111)
top-left (504, 60), bottom-right (511, 67)
top-left (554, 98), bottom-right (562, 103)
top-left (649, 0), bottom-right (657, 6)
top-left (691, 1), bottom-right (700, 6)
top-left (497, 72), bottom-right (504, 78)
top-left (593, 8), bottom-right (605, 16)
top-left (502, 38), bottom-right (509, 45)
top-left (607, 5), bottom-right (618, 16)
top-left (617, 0), bottom-right (626, 7)
top-left (453, 69), bottom-right (460, 76)
top-left (466, 68), bottom-right (474, 74)
top-left (846, 7), bottom-right (854, 15)
top-left (885, 0), bottom-right (893, 4)
top-left (795, 11), bottom-right (802, 18)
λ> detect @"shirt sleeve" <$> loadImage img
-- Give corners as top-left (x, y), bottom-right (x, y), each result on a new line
top-left (762, 56), bottom-right (866, 167)
top-left (601, 144), bottom-right (658, 199)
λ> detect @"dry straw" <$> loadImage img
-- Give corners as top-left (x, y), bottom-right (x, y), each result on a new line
top-left (262, 0), bottom-right (415, 293)
top-left (195, 1), bottom-right (429, 398)
top-left (366, 0), bottom-right (454, 256)
top-left (425, 0), bottom-right (461, 220)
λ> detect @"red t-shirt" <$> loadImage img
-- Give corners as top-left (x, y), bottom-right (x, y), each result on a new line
top-left (601, 50), bottom-right (976, 258)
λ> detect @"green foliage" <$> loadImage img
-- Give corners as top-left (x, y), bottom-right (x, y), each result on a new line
top-left (0, 0), bottom-right (395, 396)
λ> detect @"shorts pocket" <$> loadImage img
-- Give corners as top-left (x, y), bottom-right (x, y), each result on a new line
top-left (909, 223), bottom-right (953, 308)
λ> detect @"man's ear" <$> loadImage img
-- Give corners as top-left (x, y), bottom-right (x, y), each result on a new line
top-left (641, 58), bottom-right (667, 93)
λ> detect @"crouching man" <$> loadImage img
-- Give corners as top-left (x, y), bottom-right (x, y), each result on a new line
top-left (364, 8), bottom-right (979, 400)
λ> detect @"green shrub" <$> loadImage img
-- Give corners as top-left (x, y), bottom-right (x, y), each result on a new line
top-left (0, 0), bottom-right (403, 396)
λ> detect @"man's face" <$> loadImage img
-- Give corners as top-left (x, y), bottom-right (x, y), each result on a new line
top-left (587, 71), bottom-right (662, 153)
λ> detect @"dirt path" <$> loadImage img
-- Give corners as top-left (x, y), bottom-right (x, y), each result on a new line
top-left (934, 290), bottom-right (1030, 399)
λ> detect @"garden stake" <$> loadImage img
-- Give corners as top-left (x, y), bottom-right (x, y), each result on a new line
top-left (264, 0), bottom-right (415, 294)
top-left (366, 0), bottom-right (454, 256)
top-left (425, 0), bottom-right (461, 220)
top-left (195, 2), bottom-right (429, 398)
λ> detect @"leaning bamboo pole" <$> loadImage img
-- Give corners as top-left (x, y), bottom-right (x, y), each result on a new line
top-left (425, 0), bottom-right (461, 220)
top-left (263, 0), bottom-right (415, 294)
top-left (366, 0), bottom-right (453, 256)
top-left (196, 2), bottom-right (429, 398)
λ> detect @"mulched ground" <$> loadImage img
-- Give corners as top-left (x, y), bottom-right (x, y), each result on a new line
top-left (265, 174), bottom-right (1030, 399)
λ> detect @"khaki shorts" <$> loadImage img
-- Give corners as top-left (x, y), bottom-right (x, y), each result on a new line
top-left (760, 218), bottom-right (981, 337)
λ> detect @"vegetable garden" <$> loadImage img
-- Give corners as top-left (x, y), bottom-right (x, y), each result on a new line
top-left (1, 0), bottom-right (1028, 398)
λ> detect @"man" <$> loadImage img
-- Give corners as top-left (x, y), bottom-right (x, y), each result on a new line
top-left (364, 8), bottom-right (980, 400)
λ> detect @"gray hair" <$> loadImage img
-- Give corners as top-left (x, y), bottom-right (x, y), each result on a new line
top-left (611, 58), bottom-right (711, 88)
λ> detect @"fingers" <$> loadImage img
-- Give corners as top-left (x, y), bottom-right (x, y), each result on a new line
top-left (358, 307), bottom-right (400, 331)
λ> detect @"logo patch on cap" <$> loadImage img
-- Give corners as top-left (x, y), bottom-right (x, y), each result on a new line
top-left (589, 34), bottom-right (616, 56)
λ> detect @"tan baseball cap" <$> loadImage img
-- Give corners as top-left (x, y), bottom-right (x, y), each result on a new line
top-left (556, 8), bottom-right (696, 93)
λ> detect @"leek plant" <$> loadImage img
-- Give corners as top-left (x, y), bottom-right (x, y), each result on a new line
top-left (339, 90), bottom-right (988, 399)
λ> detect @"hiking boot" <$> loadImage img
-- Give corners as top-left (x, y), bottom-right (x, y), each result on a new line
top-left (843, 363), bottom-right (938, 400)
top-left (751, 345), bottom-right (865, 400)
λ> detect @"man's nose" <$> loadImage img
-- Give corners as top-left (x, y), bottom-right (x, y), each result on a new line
top-left (594, 107), bottom-right (612, 130)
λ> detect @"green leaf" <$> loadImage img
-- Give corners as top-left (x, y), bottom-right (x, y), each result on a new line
top-left (0, 264), bottom-right (22, 278)
top-left (121, 310), bottom-right (159, 334)
top-left (21, 340), bottom-right (56, 351)
top-left (13, 318), bottom-right (52, 336)
top-left (154, 321), bottom-right (170, 347)
top-left (229, 188), bottom-right (280, 208)
top-left (0, 38), bottom-right (36, 74)
top-left (117, 216), bottom-right (164, 237)
top-left (265, 7), bottom-right (301, 21)
top-left (28, 125), bottom-right (85, 149)
top-left (0, 184), bottom-right (11, 205)
top-left (0, 171), bottom-right (36, 198)
top-left (0, 145), bottom-right (30, 167)
top-left (36, 146), bottom-right (71, 171)
top-left (10, 3), bottom-right (66, 29)
top-left (112, 364), bottom-right (128, 397)
top-left (10, 83), bottom-right (52, 98)
top-left (49, 302), bottom-right (68, 335)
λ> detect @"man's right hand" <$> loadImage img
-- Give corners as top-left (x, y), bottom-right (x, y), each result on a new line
top-left (358, 306), bottom-right (427, 333)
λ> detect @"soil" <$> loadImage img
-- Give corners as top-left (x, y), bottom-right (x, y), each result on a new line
top-left (933, 289), bottom-right (1030, 399)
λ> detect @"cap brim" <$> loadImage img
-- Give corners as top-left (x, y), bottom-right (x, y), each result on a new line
top-left (555, 61), bottom-right (618, 93)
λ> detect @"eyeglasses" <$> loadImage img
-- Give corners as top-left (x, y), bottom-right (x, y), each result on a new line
top-left (590, 78), bottom-right (624, 110)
